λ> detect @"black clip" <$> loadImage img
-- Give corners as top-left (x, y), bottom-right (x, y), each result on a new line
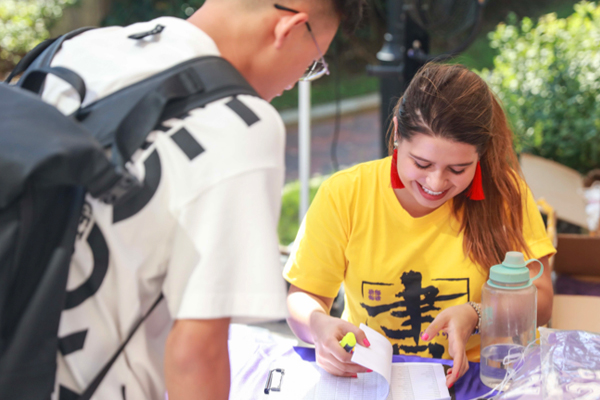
top-left (128, 24), bottom-right (165, 40)
top-left (264, 368), bottom-right (285, 395)
top-left (98, 171), bottom-right (141, 205)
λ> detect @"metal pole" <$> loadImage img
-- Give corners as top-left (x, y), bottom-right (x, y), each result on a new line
top-left (368, 0), bottom-right (406, 158)
top-left (298, 80), bottom-right (311, 222)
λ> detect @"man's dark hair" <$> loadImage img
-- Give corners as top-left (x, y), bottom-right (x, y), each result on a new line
top-left (334, 0), bottom-right (368, 34)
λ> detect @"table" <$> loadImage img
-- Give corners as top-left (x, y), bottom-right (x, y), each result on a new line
top-left (228, 326), bottom-right (495, 400)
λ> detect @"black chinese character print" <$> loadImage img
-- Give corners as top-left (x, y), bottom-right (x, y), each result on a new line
top-left (360, 271), bottom-right (469, 358)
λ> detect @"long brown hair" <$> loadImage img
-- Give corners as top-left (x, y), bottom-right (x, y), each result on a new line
top-left (388, 63), bottom-right (530, 269)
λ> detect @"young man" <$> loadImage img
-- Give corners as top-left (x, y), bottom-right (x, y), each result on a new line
top-left (43, 0), bottom-right (366, 399)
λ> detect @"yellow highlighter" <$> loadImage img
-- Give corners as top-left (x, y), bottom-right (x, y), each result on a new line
top-left (339, 332), bottom-right (356, 353)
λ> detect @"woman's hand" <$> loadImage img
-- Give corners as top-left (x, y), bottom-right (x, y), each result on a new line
top-left (421, 303), bottom-right (478, 388)
top-left (286, 285), bottom-right (372, 377)
top-left (309, 311), bottom-right (372, 377)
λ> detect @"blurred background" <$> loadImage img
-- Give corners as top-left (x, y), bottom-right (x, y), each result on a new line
top-left (2, 0), bottom-right (600, 332)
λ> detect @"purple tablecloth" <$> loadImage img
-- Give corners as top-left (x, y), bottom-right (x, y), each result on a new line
top-left (228, 327), bottom-right (495, 400)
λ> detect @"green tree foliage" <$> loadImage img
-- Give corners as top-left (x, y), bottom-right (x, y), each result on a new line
top-left (480, 1), bottom-right (600, 173)
top-left (0, 0), bottom-right (77, 74)
top-left (278, 176), bottom-right (327, 245)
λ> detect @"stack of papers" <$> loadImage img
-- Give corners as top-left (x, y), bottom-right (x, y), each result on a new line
top-left (262, 324), bottom-right (451, 400)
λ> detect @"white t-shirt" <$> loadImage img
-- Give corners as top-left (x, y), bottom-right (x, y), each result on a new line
top-left (42, 17), bottom-right (288, 400)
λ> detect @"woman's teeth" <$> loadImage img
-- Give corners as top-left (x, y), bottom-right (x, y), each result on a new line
top-left (421, 185), bottom-right (444, 196)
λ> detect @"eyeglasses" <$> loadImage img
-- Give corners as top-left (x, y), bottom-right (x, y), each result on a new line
top-left (274, 4), bottom-right (330, 82)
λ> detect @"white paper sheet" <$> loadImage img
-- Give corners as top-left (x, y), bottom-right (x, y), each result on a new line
top-left (263, 323), bottom-right (450, 400)
top-left (262, 358), bottom-right (389, 400)
top-left (389, 363), bottom-right (451, 400)
top-left (352, 323), bottom-right (451, 400)
top-left (351, 323), bottom-right (394, 398)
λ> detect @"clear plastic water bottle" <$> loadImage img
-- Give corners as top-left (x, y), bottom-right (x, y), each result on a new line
top-left (480, 251), bottom-right (543, 389)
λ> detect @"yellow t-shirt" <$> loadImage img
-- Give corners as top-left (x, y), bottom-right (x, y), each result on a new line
top-left (283, 157), bottom-right (556, 362)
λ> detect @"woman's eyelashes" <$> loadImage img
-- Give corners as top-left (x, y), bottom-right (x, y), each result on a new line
top-left (413, 161), bottom-right (466, 175)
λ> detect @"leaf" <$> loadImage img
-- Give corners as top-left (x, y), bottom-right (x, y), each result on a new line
top-left (476, 1), bottom-right (600, 173)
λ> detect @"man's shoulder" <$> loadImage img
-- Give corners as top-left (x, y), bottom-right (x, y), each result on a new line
top-left (153, 93), bottom-right (284, 198)
top-left (46, 17), bottom-right (222, 106)
top-left (183, 93), bottom-right (283, 137)
top-left (59, 16), bottom-right (220, 62)
top-left (228, 94), bottom-right (284, 131)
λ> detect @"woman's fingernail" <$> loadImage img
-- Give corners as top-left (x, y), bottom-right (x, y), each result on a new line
top-left (421, 332), bottom-right (429, 341)
top-left (367, 369), bottom-right (373, 373)
top-left (448, 382), bottom-right (454, 389)
top-left (447, 368), bottom-right (452, 375)
top-left (363, 338), bottom-right (371, 347)
top-left (351, 374), bottom-right (358, 378)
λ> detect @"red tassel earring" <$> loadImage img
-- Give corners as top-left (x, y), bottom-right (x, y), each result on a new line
top-left (391, 148), bottom-right (405, 189)
top-left (466, 161), bottom-right (485, 200)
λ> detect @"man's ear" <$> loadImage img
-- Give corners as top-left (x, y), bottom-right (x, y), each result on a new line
top-left (274, 12), bottom-right (309, 49)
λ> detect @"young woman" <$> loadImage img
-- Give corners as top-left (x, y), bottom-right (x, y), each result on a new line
top-left (283, 63), bottom-right (555, 389)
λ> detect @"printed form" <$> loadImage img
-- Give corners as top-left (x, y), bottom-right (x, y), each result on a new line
top-left (262, 324), bottom-right (450, 400)
top-left (352, 324), bottom-right (450, 400)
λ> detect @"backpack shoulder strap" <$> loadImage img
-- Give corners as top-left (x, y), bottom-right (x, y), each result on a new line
top-left (4, 37), bottom-right (57, 83)
top-left (5, 27), bottom-right (95, 84)
top-left (159, 55), bottom-right (260, 122)
top-left (78, 294), bottom-right (164, 400)
top-left (116, 55), bottom-right (260, 163)
top-left (19, 66), bottom-right (86, 102)
top-left (78, 55), bottom-right (259, 175)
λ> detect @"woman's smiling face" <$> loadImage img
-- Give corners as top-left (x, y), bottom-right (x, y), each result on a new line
top-left (395, 131), bottom-right (479, 216)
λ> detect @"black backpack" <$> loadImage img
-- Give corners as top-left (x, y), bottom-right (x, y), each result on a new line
top-left (0, 26), bottom-right (259, 400)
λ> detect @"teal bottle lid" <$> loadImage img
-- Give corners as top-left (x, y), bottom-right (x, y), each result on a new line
top-left (487, 251), bottom-right (544, 290)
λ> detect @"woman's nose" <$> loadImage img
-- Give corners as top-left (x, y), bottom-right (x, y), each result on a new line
top-left (426, 171), bottom-right (447, 191)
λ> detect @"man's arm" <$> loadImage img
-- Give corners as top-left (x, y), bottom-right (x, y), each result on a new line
top-left (165, 318), bottom-right (231, 400)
